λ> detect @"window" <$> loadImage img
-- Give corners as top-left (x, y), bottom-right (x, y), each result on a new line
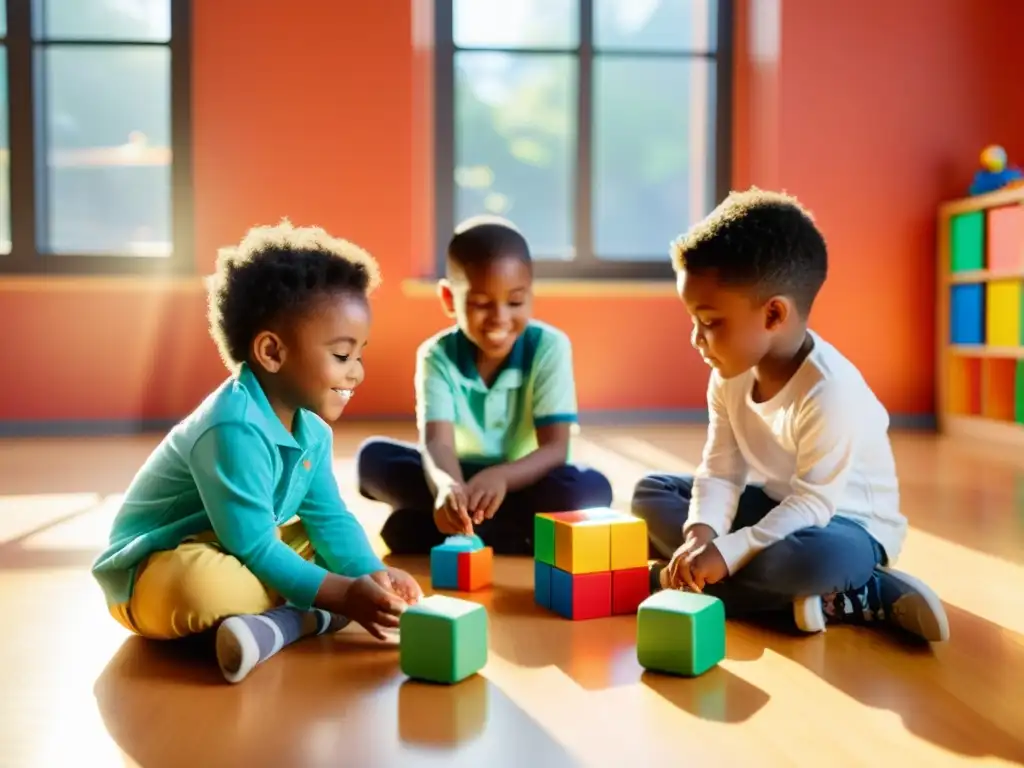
top-left (1, 0), bottom-right (192, 275)
top-left (435, 0), bottom-right (732, 280)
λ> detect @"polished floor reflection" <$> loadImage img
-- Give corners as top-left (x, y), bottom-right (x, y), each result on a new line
top-left (1, 424), bottom-right (1023, 767)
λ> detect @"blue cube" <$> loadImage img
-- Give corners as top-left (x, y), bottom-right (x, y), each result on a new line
top-left (534, 560), bottom-right (552, 608)
top-left (430, 534), bottom-right (483, 590)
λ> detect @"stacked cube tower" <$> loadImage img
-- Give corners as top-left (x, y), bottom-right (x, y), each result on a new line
top-left (533, 508), bottom-right (650, 619)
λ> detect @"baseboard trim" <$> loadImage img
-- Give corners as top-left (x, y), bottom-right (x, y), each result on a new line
top-left (0, 410), bottom-right (937, 438)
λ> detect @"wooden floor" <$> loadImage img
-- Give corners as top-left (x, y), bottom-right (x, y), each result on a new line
top-left (1, 422), bottom-right (1023, 767)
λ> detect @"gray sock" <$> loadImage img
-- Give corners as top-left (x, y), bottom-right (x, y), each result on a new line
top-left (215, 606), bottom-right (348, 683)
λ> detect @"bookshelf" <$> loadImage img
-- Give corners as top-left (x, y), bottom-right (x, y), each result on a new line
top-left (937, 184), bottom-right (1024, 446)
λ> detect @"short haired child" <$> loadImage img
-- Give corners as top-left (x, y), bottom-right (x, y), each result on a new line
top-left (631, 189), bottom-right (949, 643)
top-left (356, 216), bottom-right (613, 554)
top-left (91, 220), bottom-right (423, 684)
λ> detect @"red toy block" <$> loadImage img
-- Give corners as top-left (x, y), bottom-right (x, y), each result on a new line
top-left (550, 568), bottom-right (611, 620)
top-left (612, 567), bottom-right (650, 615)
top-left (456, 547), bottom-right (493, 591)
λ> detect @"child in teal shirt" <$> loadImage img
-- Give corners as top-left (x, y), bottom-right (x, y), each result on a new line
top-left (92, 220), bottom-right (421, 683)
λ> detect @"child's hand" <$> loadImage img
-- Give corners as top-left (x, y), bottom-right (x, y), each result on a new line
top-left (667, 524), bottom-right (717, 591)
top-left (465, 468), bottom-right (507, 523)
top-left (684, 543), bottom-right (728, 592)
top-left (338, 574), bottom-right (407, 640)
top-left (371, 567), bottom-right (424, 605)
top-left (434, 483), bottom-right (473, 535)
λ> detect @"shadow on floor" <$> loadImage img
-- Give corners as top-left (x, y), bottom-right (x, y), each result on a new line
top-left (94, 630), bottom-right (582, 768)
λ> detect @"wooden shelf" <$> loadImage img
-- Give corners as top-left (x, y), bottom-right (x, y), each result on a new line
top-left (937, 186), bottom-right (1024, 445)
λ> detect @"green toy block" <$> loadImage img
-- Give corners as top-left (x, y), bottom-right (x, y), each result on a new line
top-left (636, 590), bottom-right (725, 677)
top-left (399, 594), bottom-right (488, 684)
top-left (534, 514), bottom-right (556, 565)
top-left (950, 210), bottom-right (985, 272)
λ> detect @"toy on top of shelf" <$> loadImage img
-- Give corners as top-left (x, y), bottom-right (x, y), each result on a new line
top-left (969, 144), bottom-right (1023, 196)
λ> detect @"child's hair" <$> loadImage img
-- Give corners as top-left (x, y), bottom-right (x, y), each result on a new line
top-left (207, 219), bottom-right (382, 371)
top-left (670, 188), bottom-right (827, 317)
top-left (446, 215), bottom-right (532, 275)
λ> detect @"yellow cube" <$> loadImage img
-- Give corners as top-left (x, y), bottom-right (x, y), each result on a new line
top-left (609, 517), bottom-right (648, 570)
top-left (553, 511), bottom-right (612, 574)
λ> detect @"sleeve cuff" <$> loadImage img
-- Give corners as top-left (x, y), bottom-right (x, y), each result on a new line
top-left (683, 514), bottom-right (728, 539)
top-left (282, 557), bottom-right (331, 610)
top-left (711, 529), bottom-right (757, 575)
top-left (535, 413), bottom-right (578, 427)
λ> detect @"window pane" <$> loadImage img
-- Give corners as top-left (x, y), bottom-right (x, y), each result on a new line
top-left (39, 0), bottom-right (170, 42)
top-left (454, 0), bottom-right (578, 49)
top-left (594, 0), bottom-right (717, 52)
top-left (40, 46), bottom-right (172, 255)
top-left (593, 56), bottom-right (715, 260)
top-left (454, 52), bottom-right (577, 259)
top-left (0, 48), bottom-right (9, 255)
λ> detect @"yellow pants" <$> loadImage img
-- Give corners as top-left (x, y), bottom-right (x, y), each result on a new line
top-left (110, 519), bottom-right (315, 640)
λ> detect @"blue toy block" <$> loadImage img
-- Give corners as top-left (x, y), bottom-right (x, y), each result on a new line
top-left (534, 560), bottom-right (552, 609)
top-left (430, 534), bottom-right (484, 590)
top-left (950, 284), bottom-right (985, 344)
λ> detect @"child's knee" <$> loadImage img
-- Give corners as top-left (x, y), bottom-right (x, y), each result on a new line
top-left (129, 545), bottom-right (276, 639)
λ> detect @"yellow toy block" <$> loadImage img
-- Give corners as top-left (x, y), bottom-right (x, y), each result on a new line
top-left (552, 509), bottom-right (622, 574)
top-left (609, 516), bottom-right (648, 570)
top-left (986, 279), bottom-right (1021, 347)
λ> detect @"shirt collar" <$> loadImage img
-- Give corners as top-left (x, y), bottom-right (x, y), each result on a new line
top-left (453, 329), bottom-right (525, 391)
top-left (236, 362), bottom-right (317, 449)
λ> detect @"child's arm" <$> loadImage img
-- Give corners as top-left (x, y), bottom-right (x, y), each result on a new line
top-left (711, 382), bottom-right (856, 575)
top-left (687, 372), bottom-right (749, 539)
top-left (296, 430), bottom-right (387, 578)
top-left (190, 423), bottom-right (349, 612)
top-left (414, 343), bottom-right (465, 494)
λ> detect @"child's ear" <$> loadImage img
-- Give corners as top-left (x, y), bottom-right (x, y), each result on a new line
top-left (437, 279), bottom-right (456, 318)
top-left (764, 297), bottom-right (790, 331)
top-left (252, 330), bottom-right (287, 372)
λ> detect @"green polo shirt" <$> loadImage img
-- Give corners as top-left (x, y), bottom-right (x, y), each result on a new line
top-left (91, 363), bottom-right (384, 612)
top-left (414, 320), bottom-right (579, 463)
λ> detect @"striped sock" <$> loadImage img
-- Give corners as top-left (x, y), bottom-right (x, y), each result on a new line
top-left (215, 606), bottom-right (349, 683)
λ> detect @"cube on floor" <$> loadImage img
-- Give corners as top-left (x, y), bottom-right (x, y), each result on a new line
top-left (636, 590), bottom-right (725, 677)
top-left (431, 534), bottom-right (493, 592)
top-left (533, 509), bottom-right (651, 620)
top-left (399, 594), bottom-right (488, 685)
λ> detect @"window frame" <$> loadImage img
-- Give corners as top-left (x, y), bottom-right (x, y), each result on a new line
top-left (1, 0), bottom-right (193, 276)
top-left (433, 0), bottom-right (733, 281)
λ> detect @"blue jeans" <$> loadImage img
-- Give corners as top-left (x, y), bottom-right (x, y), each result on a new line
top-left (631, 473), bottom-right (886, 617)
top-left (356, 437), bottom-right (613, 556)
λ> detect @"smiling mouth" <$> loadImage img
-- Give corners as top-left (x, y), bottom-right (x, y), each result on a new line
top-left (332, 388), bottom-right (354, 402)
top-left (484, 330), bottom-right (512, 345)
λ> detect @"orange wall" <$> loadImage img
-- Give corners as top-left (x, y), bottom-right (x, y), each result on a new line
top-left (1, 0), bottom-right (1022, 425)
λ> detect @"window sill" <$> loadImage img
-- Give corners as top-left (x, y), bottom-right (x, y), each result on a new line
top-left (400, 278), bottom-right (677, 298)
top-left (0, 274), bottom-right (203, 292)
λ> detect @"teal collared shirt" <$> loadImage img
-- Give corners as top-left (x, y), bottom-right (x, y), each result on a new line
top-left (91, 363), bottom-right (384, 611)
top-left (414, 320), bottom-right (579, 463)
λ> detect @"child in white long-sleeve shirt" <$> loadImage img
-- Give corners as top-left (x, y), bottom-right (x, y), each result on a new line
top-left (632, 188), bottom-right (948, 642)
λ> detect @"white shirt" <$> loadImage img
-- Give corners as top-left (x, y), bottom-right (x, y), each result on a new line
top-left (688, 330), bottom-right (907, 574)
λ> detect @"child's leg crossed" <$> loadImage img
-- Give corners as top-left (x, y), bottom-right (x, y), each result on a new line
top-left (125, 520), bottom-right (346, 682)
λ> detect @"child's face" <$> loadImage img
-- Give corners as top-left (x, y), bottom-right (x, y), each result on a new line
top-left (442, 254), bottom-right (533, 362)
top-left (274, 293), bottom-right (371, 422)
top-left (677, 268), bottom-right (778, 379)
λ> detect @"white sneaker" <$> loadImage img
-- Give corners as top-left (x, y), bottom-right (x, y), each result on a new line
top-left (793, 595), bottom-right (827, 633)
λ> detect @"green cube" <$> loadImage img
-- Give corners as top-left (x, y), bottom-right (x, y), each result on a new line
top-left (950, 211), bottom-right (985, 272)
top-left (1016, 360), bottom-right (1024, 424)
top-left (534, 514), bottom-right (555, 565)
top-left (399, 594), bottom-right (488, 684)
top-left (636, 590), bottom-right (725, 677)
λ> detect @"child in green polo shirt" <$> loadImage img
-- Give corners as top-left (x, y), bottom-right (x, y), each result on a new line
top-left (356, 216), bottom-right (613, 555)
top-left (91, 220), bottom-right (422, 684)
